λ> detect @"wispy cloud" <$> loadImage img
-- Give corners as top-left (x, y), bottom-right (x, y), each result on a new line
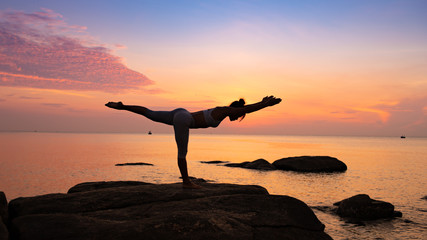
top-left (42, 103), bottom-right (67, 108)
top-left (0, 8), bottom-right (153, 92)
top-left (19, 96), bottom-right (42, 100)
top-left (374, 97), bottom-right (427, 129)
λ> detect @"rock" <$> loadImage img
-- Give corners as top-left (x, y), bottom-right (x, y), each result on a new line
top-left (225, 159), bottom-right (276, 170)
top-left (0, 221), bottom-right (7, 240)
top-left (178, 177), bottom-right (211, 183)
top-left (334, 194), bottom-right (401, 220)
top-left (224, 161), bottom-right (251, 168)
top-left (273, 156), bottom-right (347, 172)
top-left (393, 211), bottom-right (403, 217)
top-left (200, 160), bottom-right (229, 164)
top-left (223, 156), bottom-right (346, 173)
top-left (68, 181), bottom-right (153, 193)
top-left (244, 159), bottom-right (276, 170)
top-left (115, 162), bottom-right (153, 166)
top-left (0, 192), bottom-right (8, 240)
top-left (0, 192), bottom-right (7, 224)
top-left (8, 182), bottom-right (332, 240)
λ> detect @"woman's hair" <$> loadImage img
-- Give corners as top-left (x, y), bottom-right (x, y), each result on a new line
top-left (229, 98), bottom-right (246, 121)
top-left (229, 98), bottom-right (245, 107)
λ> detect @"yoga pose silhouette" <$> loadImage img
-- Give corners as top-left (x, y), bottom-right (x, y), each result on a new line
top-left (106, 96), bottom-right (282, 188)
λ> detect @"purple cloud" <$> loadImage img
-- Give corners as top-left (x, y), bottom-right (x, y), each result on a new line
top-left (0, 8), bottom-right (153, 92)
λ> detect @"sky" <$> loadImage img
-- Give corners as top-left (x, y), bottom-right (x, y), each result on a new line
top-left (0, 0), bottom-right (426, 136)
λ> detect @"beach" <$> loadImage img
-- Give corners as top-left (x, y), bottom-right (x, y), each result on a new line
top-left (0, 132), bottom-right (426, 239)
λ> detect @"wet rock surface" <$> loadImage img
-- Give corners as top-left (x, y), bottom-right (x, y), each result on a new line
top-left (7, 181), bottom-right (332, 240)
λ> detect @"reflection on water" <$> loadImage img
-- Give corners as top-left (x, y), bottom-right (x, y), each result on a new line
top-left (0, 132), bottom-right (426, 239)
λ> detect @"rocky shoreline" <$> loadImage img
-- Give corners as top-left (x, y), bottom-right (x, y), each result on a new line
top-left (0, 155), bottom-right (409, 240)
top-left (1, 181), bottom-right (333, 240)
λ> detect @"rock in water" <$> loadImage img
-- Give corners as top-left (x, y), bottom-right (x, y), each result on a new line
top-left (224, 161), bottom-right (251, 168)
top-left (334, 194), bottom-right (401, 220)
top-left (200, 160), bottom-right (229, 164)
top-left (115, 162), bottom-right (153, 166)
top-left (244, 159), bottom-right (276, 170)
top-left (273, 156), bottom-right (347, 172)
top-left (224, 159), bottom-right (276, 170)
top-left (8, 182), bottom-right (332, 240)
top-left (0, 192), bottom-right (8, 240)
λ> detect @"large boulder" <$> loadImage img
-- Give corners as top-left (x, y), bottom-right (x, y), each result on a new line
top-left (8, 182), bottom-right (332, 240)
top-left (334, 194), bottom-right (402, 220)
top-left (225, 159), bottom-right (276, 170)
top-left (0, 192), bottom-right (8, 240)
top-left (273, 156), bottom-right (347, 172)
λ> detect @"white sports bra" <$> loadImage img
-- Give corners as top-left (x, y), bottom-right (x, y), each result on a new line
top-left (203, 108), bottom-right (222, 127)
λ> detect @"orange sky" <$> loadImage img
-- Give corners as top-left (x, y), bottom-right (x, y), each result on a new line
top-left (1, 1), bottom-right (426, 136)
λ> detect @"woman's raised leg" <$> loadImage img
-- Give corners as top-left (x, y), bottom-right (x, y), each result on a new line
top-left (105, 102), bottom-right (175, 125)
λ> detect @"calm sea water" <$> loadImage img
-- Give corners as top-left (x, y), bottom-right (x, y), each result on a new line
top-left (0, 132), bottom-right (426, 239)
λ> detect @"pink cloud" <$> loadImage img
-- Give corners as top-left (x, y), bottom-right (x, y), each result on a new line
top-left (375, 97), bottom-right (427, 130)
top-left (114, 44), bottom-right (127, 50)
top-left (0, 9), bottom-right (153, 92)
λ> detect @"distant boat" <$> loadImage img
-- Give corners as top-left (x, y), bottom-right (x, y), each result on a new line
top-left (400, 135), bottom-right (406, 139)
top-left (148, 131), bottom-right (152, 135)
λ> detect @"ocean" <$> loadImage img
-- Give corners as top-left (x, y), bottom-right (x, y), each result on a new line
top-left (0, 132), bottom-right (426, 239)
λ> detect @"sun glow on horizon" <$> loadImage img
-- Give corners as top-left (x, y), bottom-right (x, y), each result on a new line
top-left (0, 1), bottom-right (426, 136)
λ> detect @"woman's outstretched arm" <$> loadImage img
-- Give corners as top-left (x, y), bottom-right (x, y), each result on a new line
top-left (220, 96), bottom-right (282, 118)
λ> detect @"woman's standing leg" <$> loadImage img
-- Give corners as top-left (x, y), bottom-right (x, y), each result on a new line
top-left (173, 110), bottom-right (201, 189)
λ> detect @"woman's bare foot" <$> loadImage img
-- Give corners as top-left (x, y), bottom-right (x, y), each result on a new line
top-left (182, 181), bottom-right (202, 189)
top-left (105, 102), bottom-right (124, 110)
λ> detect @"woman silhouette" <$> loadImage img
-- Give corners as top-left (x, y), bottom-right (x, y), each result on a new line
top-left (106, 96), bottom-right (282, 188)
